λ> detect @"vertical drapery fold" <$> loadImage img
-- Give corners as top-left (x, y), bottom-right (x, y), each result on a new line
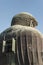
top-left (32, 32), bottom-right (39, 65)
top-left (36, 34), bottom-right (43, 65)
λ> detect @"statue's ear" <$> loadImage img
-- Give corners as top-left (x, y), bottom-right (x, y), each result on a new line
top-left (30, 20), bottom-right (33, 27)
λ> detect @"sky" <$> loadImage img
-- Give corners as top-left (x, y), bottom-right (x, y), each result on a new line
top-left (0, 0), bottom-right (43, 33)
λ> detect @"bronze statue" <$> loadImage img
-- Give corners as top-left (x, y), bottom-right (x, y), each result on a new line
top-left (0, 12), bottom-right (43, 65)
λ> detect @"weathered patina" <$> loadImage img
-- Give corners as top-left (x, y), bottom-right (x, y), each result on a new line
top-left (0, 12), bottom-right (43, 65)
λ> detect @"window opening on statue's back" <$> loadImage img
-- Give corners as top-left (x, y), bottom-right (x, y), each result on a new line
top-left (5, 39), bottom-right (12, 53)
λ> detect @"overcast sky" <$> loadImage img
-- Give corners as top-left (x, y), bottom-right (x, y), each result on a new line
top-left (0, 0), bottom-right (43, 33)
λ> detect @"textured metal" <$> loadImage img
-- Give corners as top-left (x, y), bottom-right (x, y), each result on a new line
top-left (14, 26), bottom-right (43, 65)
top-left (11, 12), bottom-right (38, 27)
top-left (0, 12), bottom-right (43, 65)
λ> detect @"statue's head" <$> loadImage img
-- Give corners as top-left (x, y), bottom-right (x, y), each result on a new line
top-left (11, 12), bottom-right (38, 27)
